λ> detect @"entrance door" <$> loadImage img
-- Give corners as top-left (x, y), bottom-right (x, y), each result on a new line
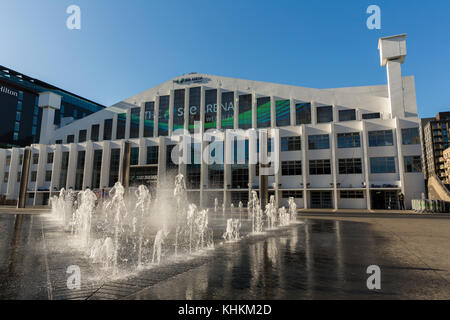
top-left (310, 191), bottom-right (332, 208)
top-left (371, 191), bottom-right (399, 209)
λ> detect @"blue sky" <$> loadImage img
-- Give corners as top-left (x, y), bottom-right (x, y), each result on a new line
top-left (0, 0), bottom-right (448, 118)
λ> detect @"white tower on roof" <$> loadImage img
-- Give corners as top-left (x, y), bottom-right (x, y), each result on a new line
top-left (378, 34), bottom-right (407, 118)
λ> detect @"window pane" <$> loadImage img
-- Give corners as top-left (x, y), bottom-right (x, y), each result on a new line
top-left (130, 107), bottom-right (140, 138)
top-left (257, 97), bottom-right (271, 128)
top-left (295, 103), bottom-right (311, 125)
top-left (144, 102), bottom-right (155, 137)
top-left (317, 106), bottom-right (333, 123)
top-left (173, 89), bottom-right (185, 131)
top-left (308, 134), bottom-right (329, 150)
top-left (368, 130), bottom-right (394, 147)
top-left (276, 99), bottom-right (290, 127)
top-left (116, 113), bottom-right (126, 139)
top-left (370, 157), bottom-right (395, 173)
top-left (338, 109), bottom-right (356, 122)
top-left (238, 94), bottom-right (252, 129)
top-left (188, 87), bottom-right (201, 133)
top-left (337, 132), bottom-right (360, 148)
top-left (221, 92), bottom-right (234, 129)
top-left (158, 95), bottom-right (170, 136)
top-left (401, 128), bottom-right (420, 145)
top-left (205, 89), bottom-right (217, 130)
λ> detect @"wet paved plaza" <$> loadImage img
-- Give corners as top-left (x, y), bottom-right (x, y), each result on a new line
top-left (0, 212), bottom-right (449, 300)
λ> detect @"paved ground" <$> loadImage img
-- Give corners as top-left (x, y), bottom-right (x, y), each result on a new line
top-left (0, 212), bottom-right (449, 300)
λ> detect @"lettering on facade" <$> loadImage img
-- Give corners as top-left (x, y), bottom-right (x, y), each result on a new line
top-left (172, 76), bottom-right (209, 85)
top-left (0, 86), bottom-right (18, 98)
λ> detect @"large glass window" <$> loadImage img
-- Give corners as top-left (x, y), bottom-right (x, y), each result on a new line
top-left (158, 95), bottom-right (170, 136)
top-left (238, 94), bottom-right (252, 129)
top-left (401, 128), bottom-right (420, 145)
top-left (317, 106), bottom-right (333, 123)
top-left (205, 89), bottom-right (217, 130)
top-left (144, 102), bottom-right (154, 137)
top-left (370, 157), bottom-right (395, 173)
top-left (91, 149), bottom-right (102, 189)
top-left (309, 160), bottom-right (331, 175)
top-left (281, 136), bottom-right (301, 151)
top-left (308, 134), bottom-right (330, 150)
top-left (59, 152), bottom-right (69, 189)
top-left (221, 91), bottom-right (234, 129)
top-left (130, 107), bottom-right (140, 138)
top-left (282, 190), bottom-right (303, 198)
top-left (257, 97), bottom-right (271, 128)
top-left (47, 152), bottom-right (54, 164)
top-left (337, 132), bottom-right (360, 148)
top-left (338, 158), bottom-right (362, 174)
top-left (103, 119), bottom-right (113, 140)
top-left (281, 161), bottom-right (302, 175)
top-left (362, 112), bottom-right (380, 120)
top-left (130, 147), bottom-right (139, 166)
top-left (404, 156), bottom-right (422, 173)
top-left (173, 89), bottom-right (185, 131)
top-left (146, 146), bottom-right (159, 165)
top-left (79, 129), bottom-right (87, 143)
top-left (276, 99), bottom-right (291, 127)
top-left (91, 124), bottom-right (99, 142)
top-left (32, 154), bottom-right (39, 165)
top-left (340, 191), bottom-right (364, 199)
top-left (208, 164), bottom-right (224, 188)
top-left (75, 151), bottom-right (85, 190)
top-left (109, 148), bottom-right (121, 187)
top-left (368, 130), bottom-right (394, 147)
top-left (188, 87), bottom-right (201, 133)
top-left (45, 170), bottom-right (52, 182)
top-left (295, 102), bottom-right (311, 125)
top-left (339, 109), bottom-right (356, 122)
top-left (231, 166), bottom-right (248, 189)
top-left (67, 135), bottom-right (74, 143)
top-left (116, 113), bottom-right (126, 139)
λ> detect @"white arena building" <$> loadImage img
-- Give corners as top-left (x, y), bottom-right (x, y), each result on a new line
top-left (0, 35), bottom-right (425, 210)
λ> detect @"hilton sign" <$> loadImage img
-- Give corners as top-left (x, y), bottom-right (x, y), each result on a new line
top-left (0, 86), bottom-right (18, 98)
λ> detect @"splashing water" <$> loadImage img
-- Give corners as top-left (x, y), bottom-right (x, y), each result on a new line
top-left (288, 197), bottom-right (297, 223)
top-left (223, 218), bottom-right (241, 241)
top-left (265, 195), bottom-right (277, 229)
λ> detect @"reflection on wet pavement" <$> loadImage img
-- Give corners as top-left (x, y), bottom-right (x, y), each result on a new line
top-left (0, 214), bottom-right (449, 300)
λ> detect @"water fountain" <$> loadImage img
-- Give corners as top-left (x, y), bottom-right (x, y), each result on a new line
top-left (288, 197), bottom-right (297, 223)
top-left (135, 185), bottom-right (151, 268)
top-left (238, 201), bottom-right (243, 220)
top-left (223, 218), bottom-right (241, 241)
top-left (214, 198), bottom-right (218, 213)
top-left (265, 195), bottom-right (277, 229)
top-left (47, 172), bottom-right (304, 281)
top-left (249, 190), bottom-right (264, 234)
top-left (278, 206), bottom-right (290, 227)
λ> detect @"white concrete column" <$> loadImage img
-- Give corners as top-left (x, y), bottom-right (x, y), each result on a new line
top-left (169, 89), bottom-right (175, 136)
top-left (330, 124), bottom-right (338, 210)
top-left (290, 98), bottom-right (296, 126)
top-left (395, 118), bottom-right (405, 194)
top-left (100, 141), bottom-right (111, 189)
top-left (138, 137), bottom-right (146, 165)
top-left (66, 143), bottom-right (77, 189)
top-left (112, 113), bottom-right (118, 140)
top-left (301, 125), bottom-right (308, 208)
top-left (6, 148), bottom-right (19, 200)
top-left (252, 93), bottom-right (257, 129)
top-left (38, 92), bottom-right (61, 144)
top-left (157, 136), bottom-right (166, 184)
top-left (270, 96), bottom-right (275, 128)
top-left (125, 108), bottom-right (131, 139)
top-left (361, 121), bottom-right (371, 209)
top-left (234, 91), bottom-right (239, 129)
top-left (154, 95), bottom-right (160, 137)
top-left (216, 88), bottom-right (222, 129)
top-left (83, 141), bottom-right (94, 189)
top-left (99, 119), bottom-right (105, 141)
top-left (311, 101), bottom-right (317, 125)
top-left (51, 145), bottom-right (62, 191)
top-left (139, 102), bottom-right (145, 138)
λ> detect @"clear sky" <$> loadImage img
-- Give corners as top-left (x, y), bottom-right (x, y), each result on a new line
top-left (0, 0), bottom-right (448, 118)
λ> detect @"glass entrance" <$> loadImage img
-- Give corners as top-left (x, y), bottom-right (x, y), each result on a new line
top-left (310, 191), bottom-right (333, 208)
